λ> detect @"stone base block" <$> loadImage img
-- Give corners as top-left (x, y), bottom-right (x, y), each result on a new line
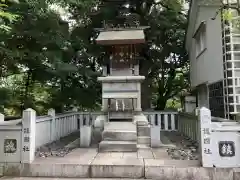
top-left (137, 125), bottom-right (150, 136)
top-left (80, 126), bottom-right (92, 148)
top-left (21, 163), bottom-right (90, 178)
top-left (91, 157), bottom-right (144, 178)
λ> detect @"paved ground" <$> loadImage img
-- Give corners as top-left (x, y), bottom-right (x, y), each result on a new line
top-left (32, 147), bottom-right (200, 167)
top-left (1, 178), bottom-right (147, 180)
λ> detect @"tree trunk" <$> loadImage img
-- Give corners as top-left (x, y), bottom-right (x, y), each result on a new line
top-left (21, 70), bottom-right (31, 112)
top-left (141, 79), bottom-right (152, 110)
top-left (140, 56), bottom-right (152, 110)
top-left (155, 96), bottom-right (167, 110)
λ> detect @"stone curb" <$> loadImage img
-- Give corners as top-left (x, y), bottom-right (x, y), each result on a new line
top-left (1, 160), bottom-right (240, 179)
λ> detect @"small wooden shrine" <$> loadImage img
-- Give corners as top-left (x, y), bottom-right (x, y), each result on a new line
top-left (95, 7), bottom-right (148, 121)
top-left (96, 28), bottom-right (146, 73)
top-left (94, 1), bottom-right (151, 153)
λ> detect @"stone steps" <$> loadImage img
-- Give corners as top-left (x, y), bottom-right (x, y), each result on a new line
top-left (99, 140), bottom-right (137, 152)
top-left (99, 122), bottom-right (137, 152)
top-left (102, 130), bottom-right (137, 141)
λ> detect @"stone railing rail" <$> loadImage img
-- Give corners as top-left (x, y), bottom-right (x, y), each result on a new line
top-left (178, 112), bottom-right (199, 143)
top-left (211, 116), bottom-right (230, 122)
top-left (35, 111), bottom-right (102, 148)
top-left (144, 111), bottom-right (178, 131)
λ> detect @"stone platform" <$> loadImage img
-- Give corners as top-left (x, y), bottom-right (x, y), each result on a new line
top-left (2, 147), bottom-right (240, 179)
top-left (0, 147), bottom-right (219, 179)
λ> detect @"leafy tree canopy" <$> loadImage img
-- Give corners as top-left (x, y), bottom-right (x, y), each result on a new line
top-left (0, 0), bottom-right (189, 115)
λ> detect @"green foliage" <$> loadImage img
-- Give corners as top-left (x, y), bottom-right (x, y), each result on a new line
top-left (0, 0), bottom-right (101, 115)
top-left (0, 0), bottom-right (19, 32)
top-left (1, 0), bottom-right (190, 115)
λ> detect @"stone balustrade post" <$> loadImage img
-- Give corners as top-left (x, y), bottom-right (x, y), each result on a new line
top-left (21, 108), bottom-right (36, 163)
top-left (199, 107), bottom-right (213, 167)
top-left (102, 99), bottom-right (108, 112)
top-left (48, 109), bottom-right (56, 142)
top-left (72, 107), bottom-right (78, 112)
top-left (0, 113), bottom-right (4, 122)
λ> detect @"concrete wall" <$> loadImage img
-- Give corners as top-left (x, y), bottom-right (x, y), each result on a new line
top-left (189, 6), bottom-right (224, 88)
top-left (198, 84), bottom-right (209, 108)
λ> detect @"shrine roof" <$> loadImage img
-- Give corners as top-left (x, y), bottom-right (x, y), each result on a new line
top-left (95, 30), bottom-right (146, 45)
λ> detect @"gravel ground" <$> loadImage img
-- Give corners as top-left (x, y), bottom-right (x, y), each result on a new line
top-left (162, 131), bottom-right (199, 160)
top-left (35, 131), bottom-right (80, 158)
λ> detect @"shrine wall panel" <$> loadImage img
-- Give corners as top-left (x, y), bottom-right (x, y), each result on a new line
top-left (102, 82), bottom-right (138, 92)
top-left (111, 68), bottom-right (132, 76)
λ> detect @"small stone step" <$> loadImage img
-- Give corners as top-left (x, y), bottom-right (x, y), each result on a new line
top-left (102, 130), bottom-right (137, 141)
top-left (137, 125), bottom-right (150, 136)
top-left (137, 136), bottom-right (150, 145)
top-left (99, 140), bottom-right (137, 152)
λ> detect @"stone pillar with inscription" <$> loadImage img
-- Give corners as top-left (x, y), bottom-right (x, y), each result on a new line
top-left (199, 107), bottom-right (213, 167)
top-left (48, 109), bottom-right (56, 142)
top-left (21, 108), bottom-right (36, 163)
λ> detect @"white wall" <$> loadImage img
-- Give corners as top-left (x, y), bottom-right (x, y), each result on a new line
top-left (198, 84), bottom-right (209, 108)
top-left (190, 6), bottom-right (224, 88)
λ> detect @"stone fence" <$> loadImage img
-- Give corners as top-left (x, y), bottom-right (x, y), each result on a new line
top-left (178, 112), bottom-right (199, 143)
top-left (144, 111), bottom-right (178, 131)
top-left (0, 109), bottom-right (101, 164)
top-left (0, 110), bottom-right (178, 163)
top-left (1, 108), bottom-right (240, 168)
top-left (177, 111), bottom-right (233, 146)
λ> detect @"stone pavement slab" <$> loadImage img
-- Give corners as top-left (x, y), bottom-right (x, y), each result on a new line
top-left (96, 152), bottom-right (123, 158)
top-left (152, 148), bottom-right (171, 159)
top-left (1, 178), bottom-right (149, 180)
top-left (137, 149), bottom-right (154, 159)
top-left (123, 152), bottom-right (138, 158)
top-left (2, 148), bottom-right (206, 179)
top-left (144, 159), bottom-right (202, 179)
top-left (20, 148), bottom-right (98, 178)
top-left (145, 159), bottom-right (200, 167)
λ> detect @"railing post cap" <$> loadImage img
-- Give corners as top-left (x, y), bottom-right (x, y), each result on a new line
top-left (200, 107), bottom-right (210, 111)
top-left (48, 109), bottom-right (55, 117)
top-left (24, 108), bottom-right (36, 112)
top-left (0, 113), bottom-right (4, 122)
top-left (48, 108), bottom-right (55, 113)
